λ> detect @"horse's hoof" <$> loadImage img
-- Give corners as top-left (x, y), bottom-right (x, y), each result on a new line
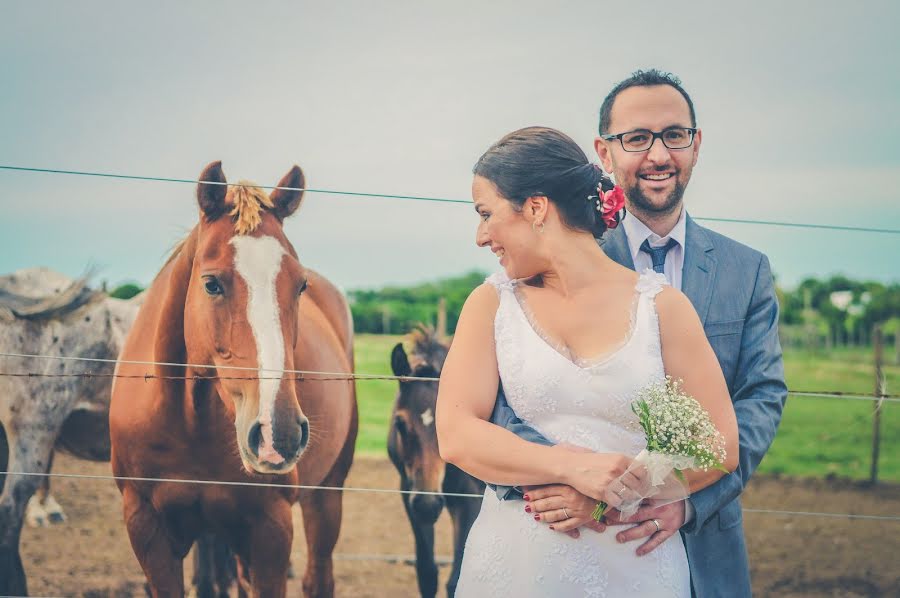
top-left (43, 496), bottom-right (67, 524)
top-left (25, 496), bottom-right (49, 528)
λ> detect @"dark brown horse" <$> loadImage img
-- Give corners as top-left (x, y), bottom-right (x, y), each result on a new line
top-left (110, 162), bottom-right (357, 597)
top-left (388, 327), bottom-right (484, 598)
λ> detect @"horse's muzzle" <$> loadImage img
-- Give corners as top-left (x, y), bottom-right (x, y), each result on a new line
top-left (246, 415), bottom-right (309, 473)
top-left (410, 493), bottom-right (445, 524)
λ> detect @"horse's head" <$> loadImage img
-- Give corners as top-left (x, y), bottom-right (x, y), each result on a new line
top-left (185, 161), bottom-right (309, 475)
top-left (387, 327), bottom-right (449, 524)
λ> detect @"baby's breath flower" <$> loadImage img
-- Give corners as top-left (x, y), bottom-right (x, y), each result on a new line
top-left (631, 376), bottom-right (728, 473)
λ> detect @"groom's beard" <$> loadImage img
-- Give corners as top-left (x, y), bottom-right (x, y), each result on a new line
top-left (625, 176), bottom-right (686, 218)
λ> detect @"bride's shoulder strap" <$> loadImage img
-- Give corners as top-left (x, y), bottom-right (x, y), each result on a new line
top-left (485, 271), bottom-right (515, 293)
top-left (635, 268), bottom-right (669, 299)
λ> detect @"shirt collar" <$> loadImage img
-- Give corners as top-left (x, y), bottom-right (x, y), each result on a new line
top-left (622, 206), bottom-right (688, 260)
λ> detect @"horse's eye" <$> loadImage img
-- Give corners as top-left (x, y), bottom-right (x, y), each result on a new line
top-left (204, 277), bottom-right (223, 296)
top-left (298, 279), bottom-right (308, 296)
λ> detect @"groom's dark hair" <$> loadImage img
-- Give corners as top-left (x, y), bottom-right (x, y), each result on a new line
top-left (598, 69), bottom-right (696, 134)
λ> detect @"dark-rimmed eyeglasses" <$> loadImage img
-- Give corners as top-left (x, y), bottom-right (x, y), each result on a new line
top-left (600, 127), bottom-right (697, 152)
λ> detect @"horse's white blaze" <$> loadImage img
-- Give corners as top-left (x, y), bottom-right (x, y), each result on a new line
top-left (231, 235), bottom-right (287, 463)
top-left (420, 408), bottom-right (434, 427)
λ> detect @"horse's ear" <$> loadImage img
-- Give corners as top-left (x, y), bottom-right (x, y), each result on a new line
top-left (270, 165), bottom-right (305, 220)
top-left (391, 343), bottom-right (411, 378)
top-left (197, 161), bottom-right (228, 221)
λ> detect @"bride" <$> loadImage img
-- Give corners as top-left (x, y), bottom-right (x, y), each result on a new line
top-left (436, 126), bottom-right (738, 596)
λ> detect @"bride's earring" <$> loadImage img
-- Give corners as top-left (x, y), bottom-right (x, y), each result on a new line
top-left (532, 221), bottom-right (545, 234)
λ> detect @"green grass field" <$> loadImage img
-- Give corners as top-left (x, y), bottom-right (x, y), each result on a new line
top-left (353, 335), bottom-right (900, 481)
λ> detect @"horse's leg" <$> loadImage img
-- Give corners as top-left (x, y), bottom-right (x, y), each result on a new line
top-left (0, 421), bottom-right (25, 596)
top-left (122, 486), bottom-right (185, 597)
top-left (446, 496), bottom-right (479, 598)
top-left (235, 555), bottom-right (251, 598)
top-left (191, 534), bottom-right (215, 598)
top-left (25, 449), bottom-right (58, 527)
top-left (191, 533), bottom-right (235, 598)
top-left (40, 449), bottom-right (65, 524)
top-left (212, 533), bottom-right (237, 595)
top-left (298, 486), bottom-right (342, 598)
top-left (244, 498), bottom-right (293, 598)
top-left (0, 422), bottom-right (7, 495)
top-left (0, 418), bottom-right (59, 596)
top-left (403, 496), bottom-right (438, 598)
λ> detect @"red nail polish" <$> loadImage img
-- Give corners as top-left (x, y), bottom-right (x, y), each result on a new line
top-left (549, 525), bottom-right (555, 530)
top-left (525, 505), bottom-right (532, 513)
top-left (523, 494), bottom-right (530, 501)
top-left (534, 514), bottom-right (540, 521)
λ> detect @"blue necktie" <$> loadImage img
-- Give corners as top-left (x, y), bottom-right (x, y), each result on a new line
top-left (640, 238), bottom-right (678, 274)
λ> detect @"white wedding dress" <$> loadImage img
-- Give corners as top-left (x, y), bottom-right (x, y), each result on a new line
top-left (456, 269), bottom-right (691, 597)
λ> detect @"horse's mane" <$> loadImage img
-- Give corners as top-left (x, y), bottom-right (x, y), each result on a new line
top-left (0, 275), bottom-right (100, 321)
top-left (228, 180), bottom-right (273, 235)
top-left (155, 180), bottom-right (273, 278)
top-left (409, 324), bottom-right (449, 373)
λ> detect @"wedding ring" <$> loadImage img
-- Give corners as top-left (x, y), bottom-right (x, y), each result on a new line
top-left (562, 508), bottom-right (570, 519)
top-left (652, 518), bottom-right (661, 533)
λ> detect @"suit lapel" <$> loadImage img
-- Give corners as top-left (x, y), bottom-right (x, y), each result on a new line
top-left (599, 225), bottom-right (635, 270)
top-left (682, 214), bottom-right (717, 326)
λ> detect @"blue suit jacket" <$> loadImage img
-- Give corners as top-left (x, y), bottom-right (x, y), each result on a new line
top-left (490, 214), bottom-right (787, 598)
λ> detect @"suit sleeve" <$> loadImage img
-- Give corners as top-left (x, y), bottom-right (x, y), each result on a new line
top-left (489, 385), bottom-right (555, 500)
top-left (682, 254), bottom-right (787, 533)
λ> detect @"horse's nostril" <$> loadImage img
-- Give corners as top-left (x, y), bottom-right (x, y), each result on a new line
top-left (248, 421), bottom-right (262, 458)
top-left (298, 417), bottom-right (309, 452)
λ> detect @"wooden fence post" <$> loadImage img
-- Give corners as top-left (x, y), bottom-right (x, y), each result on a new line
top-left (894, 329), bottom-right (899, 365)
top-left (870, 325), bottom-right (885, 484)
top-left (381, 306), bottom-right (391, 335)
top-left (437, 297), bottom-right (447, 340)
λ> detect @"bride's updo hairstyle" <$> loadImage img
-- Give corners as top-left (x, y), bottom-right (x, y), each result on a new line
top-left (473, 126), bottom-right (617, 238)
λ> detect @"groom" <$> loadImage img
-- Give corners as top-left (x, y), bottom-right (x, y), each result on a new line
top-left (491, 69), bottom-right (787, 597)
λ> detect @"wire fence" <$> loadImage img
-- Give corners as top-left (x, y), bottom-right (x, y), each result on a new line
top-left (3, 469), bottom-right (898, 522)
top-left (1, 350), bottom-right (897, 522)
top-left (3, 164), bottom-right (900, 234)
top-left (1, 351), bottom-right (897, 401)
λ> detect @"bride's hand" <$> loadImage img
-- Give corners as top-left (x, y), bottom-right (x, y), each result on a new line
top-left (559, 449), bottom-right (632, 504)
top-left (522, 484), bottom-right (607, 538)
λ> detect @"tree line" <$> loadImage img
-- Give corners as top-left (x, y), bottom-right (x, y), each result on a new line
top-left (109, 272), bottom-right (899, 350)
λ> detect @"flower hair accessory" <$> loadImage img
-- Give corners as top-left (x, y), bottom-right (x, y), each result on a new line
top-left (593, 184), bottom-right (625, 230)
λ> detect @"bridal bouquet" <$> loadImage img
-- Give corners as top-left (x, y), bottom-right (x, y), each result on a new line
top-left (592, 376), bottom-right (728, 521)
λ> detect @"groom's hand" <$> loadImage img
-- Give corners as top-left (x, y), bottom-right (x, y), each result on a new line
top-left (603, 501), bottom-right (686, 556)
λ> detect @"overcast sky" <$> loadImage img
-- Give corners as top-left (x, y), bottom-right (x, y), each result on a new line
top-left (2, 1), bottom-right (898, 292)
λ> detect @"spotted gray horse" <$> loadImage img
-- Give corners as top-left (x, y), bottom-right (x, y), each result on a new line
top-left (0, 268), bottom-right (140, 596)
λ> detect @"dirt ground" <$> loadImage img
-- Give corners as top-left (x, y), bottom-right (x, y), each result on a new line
top-left (18, 453), bottom-right (900, 597)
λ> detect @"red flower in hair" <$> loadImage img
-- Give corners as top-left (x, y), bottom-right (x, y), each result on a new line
top-left (600, 185), bottom-right (625, 229)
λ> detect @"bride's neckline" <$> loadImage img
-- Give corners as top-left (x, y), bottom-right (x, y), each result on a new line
top-left (508, 277), bottom-right (644, 370)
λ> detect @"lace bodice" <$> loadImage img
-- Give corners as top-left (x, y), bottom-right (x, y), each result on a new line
top-left (487, 268), bottom-right (669, 456)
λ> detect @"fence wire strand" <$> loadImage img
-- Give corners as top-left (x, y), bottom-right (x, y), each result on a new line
top-left (3, 164), bottom-right (900, 234)
top-left (3, 469), bottom-right (898, 521)
top-left (1, 351), bottom-right (896, 400)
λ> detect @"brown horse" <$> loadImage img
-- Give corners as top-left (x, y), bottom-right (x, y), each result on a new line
top-left (110, 162), bottom-right (357, 597)
top-left (388, 327), bottom-right (484, 598)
